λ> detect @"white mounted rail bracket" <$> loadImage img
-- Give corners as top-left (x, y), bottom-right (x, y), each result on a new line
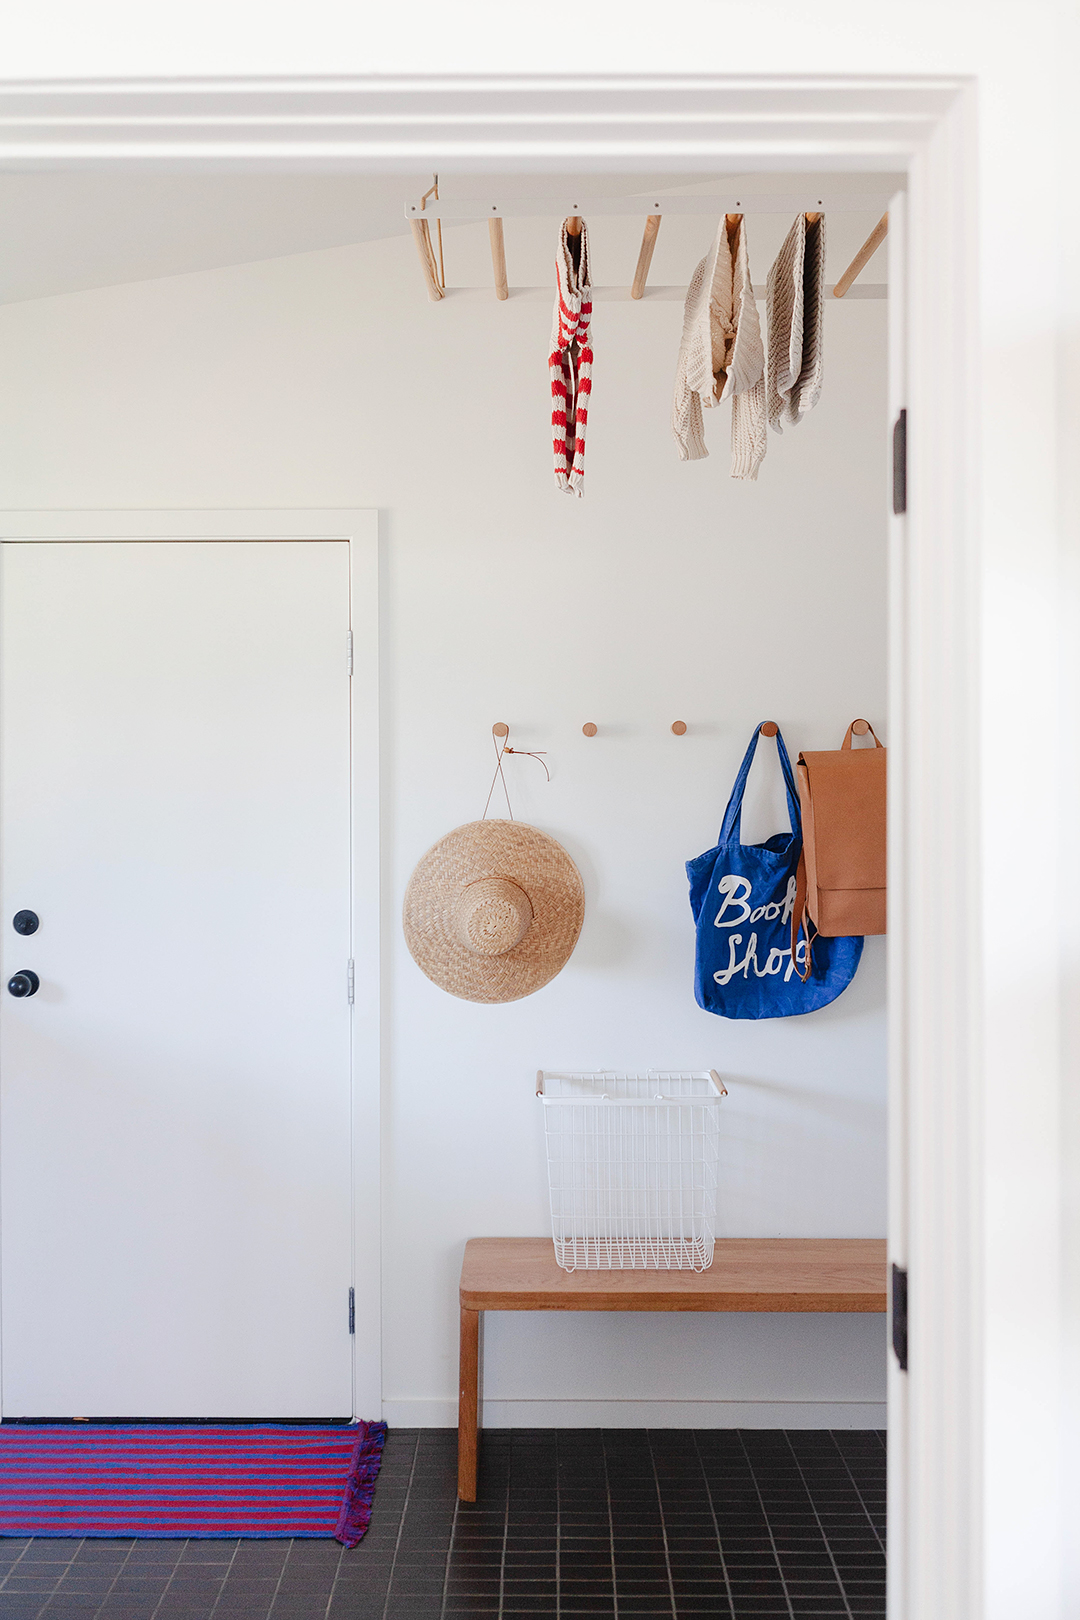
top-left (405, 192), bottom-right (897, 221)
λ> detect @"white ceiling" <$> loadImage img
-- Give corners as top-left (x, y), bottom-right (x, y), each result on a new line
top-left (0, 170), bottom-right (901, 305)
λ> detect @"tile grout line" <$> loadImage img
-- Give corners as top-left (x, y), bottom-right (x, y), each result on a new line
top-left (690, 1433), bottom-right (737, 1620)
top-left (147, 1538), bottom-right (189, 1620)
top-left (88, 1536), bottom-right (138, 1620)
top-left (206, 1537), bottom-right (243, 1620)
top-left (827, 1431), bottom-right (887, 1556)
top-left (438, 1437), bottom-right (460, 1620)
top-left (319, 1536), bottom-right (346, 1620)
top-left (735, 1431), bottom-right (797, 1620)
top-left (0, 1537), bottom-right (32, 1590)
top-left (497, 1439), bottom-right (511, 1620)
top-left (598, 1432), bottom-right (618, 1620)
top-left (31, 1536), bottom-right (87, 1617)
top-left (554, 1432), bottom-right (562, 1620)
top-left (642, 1432), bottom-right (678, 1620)
top-left (779, 1433), bottom-right (855, 1620)
top-left (382, 1432), bottom-right (422, 1620)
top-left (265, 1536), bottom-right (297, 1619)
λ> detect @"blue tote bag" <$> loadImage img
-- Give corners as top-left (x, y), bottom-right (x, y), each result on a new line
top-left (687, 724), bottom-right (863, 1018)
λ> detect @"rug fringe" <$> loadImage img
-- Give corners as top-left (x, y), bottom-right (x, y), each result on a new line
top-left (334, 1420), bottom-right (388, 1548)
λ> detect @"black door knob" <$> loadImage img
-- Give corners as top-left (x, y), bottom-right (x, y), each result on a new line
top-left (8, 971), bottom-right (39, 998)
top-left (13, 911), bottom-right (39, 936)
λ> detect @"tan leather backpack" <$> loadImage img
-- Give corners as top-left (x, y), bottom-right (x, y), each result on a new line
top-left (791, 721), bottom-right (886, 973)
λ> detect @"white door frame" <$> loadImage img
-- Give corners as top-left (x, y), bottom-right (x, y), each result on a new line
top-left (0, 75), bottom-right (990, 1617)
top-left (0, 508), bottom-right (382, 1424)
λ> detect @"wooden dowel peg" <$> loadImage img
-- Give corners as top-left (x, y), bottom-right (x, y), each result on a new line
top-left (630, 215), bottom-right (662, 299)
top-left (492, 722), bottom-right (509, 739)
top-left (851, 719), bottom-right (871, 736)
top-left (565, 216), bottom-right (582, 237)
top-left (804, 211), bottom-right (822, 226)
top-left (671, 721), bottom-right (687, 736)
top-left (833, 212), bottom-right (888, 298)
top-left (759, 721), bottom-right (779, 737)
top-left (582, 723), bottom-right (598, 737)
top-left (488, 218), bottom-right (508, 301)
top-left (410, 218), bottom-right (444, 302)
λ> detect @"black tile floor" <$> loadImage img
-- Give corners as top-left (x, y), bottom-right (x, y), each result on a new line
top-left (0, 1428), bottom-right (885, 1620)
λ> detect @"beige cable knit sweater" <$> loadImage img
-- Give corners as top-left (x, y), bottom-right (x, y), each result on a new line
top-left (672, 216), bottom-right (767, 480)
top-left (766, 213), bottom-right (826, 432)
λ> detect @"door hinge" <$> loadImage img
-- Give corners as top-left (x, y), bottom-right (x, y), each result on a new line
top-left (347, 630), bottom-right (354, 676)
top-left (347, 959), bottom-right (355, 1004)
top-left (892, 408), bottom-right (907, 515)
top-left (891, 1263), bottom-right (908, 1371)
top-left (348, 1286), bottom-right (355, 1335)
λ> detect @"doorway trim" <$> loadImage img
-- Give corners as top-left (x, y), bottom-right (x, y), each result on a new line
top-left (0, 72), bottom-right (985, 1618)
top-left (0, 507), bottom-right (382, 1423)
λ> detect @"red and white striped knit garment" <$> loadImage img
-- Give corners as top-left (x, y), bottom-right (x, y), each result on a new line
top-left (549, 220), bottom-right (592, 495)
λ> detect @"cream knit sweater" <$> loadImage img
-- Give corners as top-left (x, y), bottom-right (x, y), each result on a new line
top-left (672, 216), bottom-right (767, 481)
top-left (766, 213), bottom-right (826, 432)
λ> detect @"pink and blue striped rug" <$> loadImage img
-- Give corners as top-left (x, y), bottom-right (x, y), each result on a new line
top-left (0, 1422), bottom-right (387, 1546)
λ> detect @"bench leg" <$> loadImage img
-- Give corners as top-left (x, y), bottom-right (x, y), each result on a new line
top-left (458, 1306), bottom-right (481, 1501)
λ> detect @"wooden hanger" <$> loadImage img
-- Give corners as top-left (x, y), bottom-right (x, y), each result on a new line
top-left (410, 176), bottom-right (446, 302)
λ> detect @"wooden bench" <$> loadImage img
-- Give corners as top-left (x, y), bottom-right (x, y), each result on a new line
top-left (458, 1235), bottom-right (888, 1500)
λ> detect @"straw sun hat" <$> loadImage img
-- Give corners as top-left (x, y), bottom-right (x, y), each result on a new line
top-left (403, 820), bottom-right (585, 1004)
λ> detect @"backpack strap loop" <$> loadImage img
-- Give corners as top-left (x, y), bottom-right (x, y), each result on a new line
top-left (790, 847), bottom-right (815, 982)
top-left (842, 719), bottom-right (884, 750)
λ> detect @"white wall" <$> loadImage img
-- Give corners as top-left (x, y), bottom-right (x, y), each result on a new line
top-left (0, 209), bottom-right (888, 1425)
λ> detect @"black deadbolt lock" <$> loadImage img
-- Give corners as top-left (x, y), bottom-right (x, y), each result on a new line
top-left (13, 911), bottom-right (39, 936)
top-left (8, 970), bottom-right (39, 998)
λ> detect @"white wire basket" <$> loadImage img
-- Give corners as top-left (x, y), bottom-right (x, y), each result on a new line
top-left (536, 1069), bottom-right (727, 1272)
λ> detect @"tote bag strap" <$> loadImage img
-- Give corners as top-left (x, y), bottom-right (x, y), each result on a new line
top-left (718, 723), bottom-right (802, 845)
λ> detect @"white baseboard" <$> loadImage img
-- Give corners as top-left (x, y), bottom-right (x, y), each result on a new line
top-left (380, 1398), bottom-right (887, 1429)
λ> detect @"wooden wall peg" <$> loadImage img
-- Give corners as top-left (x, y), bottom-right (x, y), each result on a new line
top-left (851, 719), bottom-right (871, 736)
top-left (582, 723), bottom-right (598, 737)
top-left (759, 721), bottom-right (779, 737)
top-left (671, 721), bottom-right (687, 736)
top-left (565, 216), bottom-right (582, 237)
top-left (492, 722), bottom-right (509, 740)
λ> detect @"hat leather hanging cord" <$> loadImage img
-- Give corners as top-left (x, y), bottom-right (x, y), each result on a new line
top-left (402, 729), bottom-right (583, 1004)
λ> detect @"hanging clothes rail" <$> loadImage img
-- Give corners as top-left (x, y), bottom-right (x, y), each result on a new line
top-left (411, 283), bottom-right (885, 302)
top-left (405, 192), bottom-right (894, 302)
top-left (405, 192), bottom-right (894, 220)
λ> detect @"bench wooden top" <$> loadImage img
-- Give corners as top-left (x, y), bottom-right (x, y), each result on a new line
top-left (460, 1237), bottom-right (887, 1314)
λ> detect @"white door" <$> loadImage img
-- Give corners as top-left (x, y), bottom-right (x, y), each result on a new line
top-left (0, 539), bottom-right (354, 1418)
